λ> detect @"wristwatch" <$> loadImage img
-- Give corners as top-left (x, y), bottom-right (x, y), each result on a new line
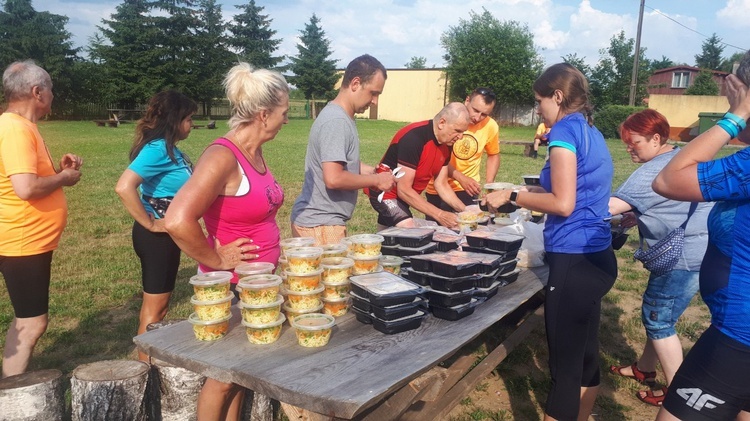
top-left (509, 189), bottom-right (519, 207)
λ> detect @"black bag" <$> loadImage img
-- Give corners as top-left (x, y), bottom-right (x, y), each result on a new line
top-left (633, 203), bottom-right (697, 275)
top-left (143, 196), bottom-right (173, 218)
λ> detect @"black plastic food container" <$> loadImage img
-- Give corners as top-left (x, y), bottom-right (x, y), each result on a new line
top-left (371, 310), bottom-right (426, 334)
top-left (465, 231), bottom-right (524, 252)
top-left (473, 281), bottom-right (501, 299)
top-left (429, 254), bottom-right (480, 278)
top-left (523, 174), bottom-right (541, 186)
top-left (370, 297), bottom-right (425, 320)
top-left (498, 268), bottom-right (521, 285)
top-left (349, 272), bottom-right (423, 307)
top-left (497, 258), bottom-right (519, 276)
top-left (378, 227), bottom-right (404, 246)
top-left (429, 298), bottom-right (480, 321)
top-left (351, 306), bottom-right (373, 324)
top-left (380, 244), bottom-right (401, 256)
top-left (409, 254), bottom-right (438, 273)
top-left (397, 242), bottom-right (437, 257)
top-left (446, 250), bottom-right (501, 275)
top-left (428, 273), bottom-right (478, 292)
top-left (424, 286), bottom-right (474, 307)
top-left (396, 228), bottom-right (434, 248)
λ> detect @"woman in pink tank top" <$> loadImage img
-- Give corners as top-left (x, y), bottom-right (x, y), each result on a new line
top-left (165, 63), bottom-right (289, 421)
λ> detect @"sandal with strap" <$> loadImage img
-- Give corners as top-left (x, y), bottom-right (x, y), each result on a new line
top-left (609, 362), bottom-right (657, 385)
top-left (637, 386), bottom-right (667, 407)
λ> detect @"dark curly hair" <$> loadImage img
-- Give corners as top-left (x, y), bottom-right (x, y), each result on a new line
top-left (129, 90), bottom-right (198, 163)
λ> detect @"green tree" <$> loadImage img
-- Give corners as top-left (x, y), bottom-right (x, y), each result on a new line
top-left (685, 70), bottom-right (719, 95)
top-left (649, 55), bottom-right (675, 71)
top-left (561, 53), bottom-right (591, 80)
top-left (589, 31), bottom-right (650, 107)
top-left (695, 33), bottom-right (724, 71)
top-left (288, 14), bottom-right (339, 117)
top-left (192, 0), bottom-right (232, 115)
top-left (152, 0), bottom-right (200, 95)
top-left (405, 56), bottom-right (427, 69)
top-left (95, 0), bottom-right (166, 107)
top-left (227, 0), bottom-right (284, 70)
top-left (441, 8), bottom-right (543, 107)
top-left (720, 51), bottom-right (746, 73)
top-left (0, 0), bottom-right (81, 113)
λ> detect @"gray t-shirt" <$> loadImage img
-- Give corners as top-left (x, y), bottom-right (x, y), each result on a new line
top-left (614, 148), bottom-right (713, 271)
top-left (291, 103), bottom-right (361, 227)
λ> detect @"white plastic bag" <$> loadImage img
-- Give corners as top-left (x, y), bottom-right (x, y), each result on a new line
top-left (517, 220), bottom-right (545, 267)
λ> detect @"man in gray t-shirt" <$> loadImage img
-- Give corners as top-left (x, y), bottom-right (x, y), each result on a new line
top-left (291, 54), bottom-right (396, 245)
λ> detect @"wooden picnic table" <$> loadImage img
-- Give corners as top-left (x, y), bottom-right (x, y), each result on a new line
top-left (135, 265), bottom-right (548, 420)
top-left (107, 109), bottom-right (143, 122)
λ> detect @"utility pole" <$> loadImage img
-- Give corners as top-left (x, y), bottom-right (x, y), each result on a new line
top-left (629, 0), bottom-right (645, 106)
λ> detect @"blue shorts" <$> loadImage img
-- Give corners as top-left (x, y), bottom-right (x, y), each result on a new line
top-left (641, 269), bottom-right (699, 340)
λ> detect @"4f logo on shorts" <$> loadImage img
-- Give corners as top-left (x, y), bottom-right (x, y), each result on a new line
top-left (676, 388), bottom-right (725, 411)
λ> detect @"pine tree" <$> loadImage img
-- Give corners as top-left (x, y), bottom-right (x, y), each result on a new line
top-left (695, 34), bottom-right (725, 71)
top-left (227, 0), bottom-right (284, 69)
top-left (192, 0), bottom-right (231, 115)
top-left (685, 71), bottom-right (719, 95)
top-left (288, 14), bottom-right (338, 117)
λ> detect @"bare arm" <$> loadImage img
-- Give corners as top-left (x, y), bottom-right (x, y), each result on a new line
top-left (484, 153), bottom-right (500, 184)
top-left (165, 146), bottom-right (255, 270)
top-left (609, 196), bottom-right (633, 216)
top-left (653, 74), bottom-right (750, 201)
top-left (115, 169), bottom-right (164, 232)
top-left (396, 166), bottom-right (458, 228)
top-left (434, 166), bottom-right (466, 212)
top-left (322, 161), bottom-right (395, 191)
top-left (446, 164), bottom-right (481, 196)
top-left (10, 169), bottom-right (81, 200)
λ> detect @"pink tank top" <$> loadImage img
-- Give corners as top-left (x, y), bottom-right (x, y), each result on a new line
top-left (199, 138), bottom-right (284, 281)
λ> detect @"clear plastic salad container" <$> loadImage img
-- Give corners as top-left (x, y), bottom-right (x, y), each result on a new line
top-left (320, 243), bottom-right (348, 259)
top-left (237, 274), bottom-right (282, 305)
top-left (189, 271), bottom-right (232, 301)
top-left (285, 247), bottom-right (324, 274)
top-left (277, 256), bottom-right (289, 274)
top-left (350, 253), bottom-right (383, 275)
top-left (284, 268), bottom-right (323, 292)
top-left (379, 255), bottom-right (404, 275)
top-left (189, 313), bottom-right (231, 341)
top-left (321, 279), bottom-right (351, 300)
top-left (322, 296), bottom-right (351, 317)
top-left (347, 234), bottom-right (385, 257)
top-left (282, 285), bottom-right (324, 311)
top-left (321, 257), bottom-right (354, 284)
top-left (280, 237), bottom-right (315, 257)
top-left (291, 313), bottom-right (335, 347)
top-left (283, 301), bottom-right (324, 326)
top-left (235, 262), bottom-right (275, 277)
top-left (190, 292), bottom-right (233, 321)
top-left (242, 313), bottom-right (285, 345)
top-left (239, 295), bottom-right (284, 325)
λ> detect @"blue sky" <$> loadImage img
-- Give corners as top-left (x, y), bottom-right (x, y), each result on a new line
top-left (40, 0), bottom-right (750, 69)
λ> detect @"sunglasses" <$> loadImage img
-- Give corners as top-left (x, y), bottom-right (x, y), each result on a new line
top-left (474, 87), bottom-right (496, 102)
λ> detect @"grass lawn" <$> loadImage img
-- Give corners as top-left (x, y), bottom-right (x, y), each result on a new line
top-left (0, 118), bottom-right (736, 420)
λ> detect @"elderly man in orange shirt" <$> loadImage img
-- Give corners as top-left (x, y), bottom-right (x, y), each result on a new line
top-left (424, 87), bottom-right (500, 215)
top-left (0, 60), bottom-right (82, 378)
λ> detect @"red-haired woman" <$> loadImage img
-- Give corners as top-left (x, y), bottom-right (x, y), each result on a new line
top-left (608, 109), bottom-right (712, 406)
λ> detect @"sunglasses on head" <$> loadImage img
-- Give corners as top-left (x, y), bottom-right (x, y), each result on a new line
top-left (473, 87), bottom-right (496, 102)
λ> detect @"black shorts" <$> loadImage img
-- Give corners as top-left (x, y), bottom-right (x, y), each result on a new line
top-left (425, 191), bottom-right (476, 221)
top-left (369, 197), bottom-right (412, 227)
top-left (0, 251), bottom-right (53, 318)
top-left (132, 222), bottom-right (181, 294)
top-left (663, 324), bottom-right (750, 420)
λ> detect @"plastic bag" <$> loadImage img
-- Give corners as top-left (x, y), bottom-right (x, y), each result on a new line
top-left (510, 219), bottom-right (545, 267)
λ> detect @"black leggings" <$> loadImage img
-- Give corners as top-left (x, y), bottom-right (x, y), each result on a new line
top-left (544, 249), bottom-right (617, 420)
top-left (0, 251), bottom-right (53, 318)
top-left (132, 222), bottom-right (181, 294)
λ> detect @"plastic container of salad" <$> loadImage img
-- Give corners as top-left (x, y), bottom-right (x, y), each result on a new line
top-left (424, 286), bottom-right (474, 307)
top-left (190, 292), bottom-right (233, 321)
top-left (234, 262), bottom-right (275, 277)
top-left (280, 237), bottom-right (315, 256)
top-left (379, 255), bottom-right (404, 275)
top-left (320, 243), bottom-right (348, 259)
top-left (285, 247), bottom-right (324, 274)
top-left (239, 295), bottom-right (284, 325)
top-left (395, 228), bottom-right (434, 248)
top-left (347, 234), bottom-right (385, 257)
top-left (242, 313), bottom-right (285, 345)
top-left (350, 253), bottom-right (383, 275)
top-left (189, 313), bottom-right (231, 341)
top-left (189, 271), bottom-right (233, 301)
top-left (283, 301), bottom-right (323, 326)
top-left (291, 313), bottom-right (335, 347)
top-left (349, 272), bottom-right (423, 307)
top-left (320, 257), bottom-right (354, 284)
top-left (322, 296), bottom-right (351, 317)
top-left (321, 279), bottom-right (351, 300)
top-left (371, 310), bottom-right (426, 335)
top-left (284, 268), bottom-right (323, 292)
top-left (237, 274), bottom-right (282, 305)
top-left (277, 256), bottom-right (289, 274)
top-left (282, 285), bottom-right (324, 311)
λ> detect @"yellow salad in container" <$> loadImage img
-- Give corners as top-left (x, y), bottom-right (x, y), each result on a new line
top-left (285, 247), bottom-right (324, 274)
top-left (242, 313), bottom-right (285, 345)
top-left (189, 271), bottom-right (232, 301)
top-left (321, 279), bottom-right (351, 300)
top-left (189, 313), bottom-right (231, 341)
top-left (320, 243), bottom-right (348, 259)
top-left (322, 297), bottom-right (351, 317)
top-left (379, 255), bottom-right (404, 275)
top-left (239, 295), bottom-right (284, 325)
top-left (291, 313), bottom-right (335, 348)
top-left (347, 234), bottom-right (384, 257)
top-left (190, 292), bottom-right (233, 321)
top-left (282, 285), bottom-right (324, 311)
top-left (283, 301), bottom-right (324, 326)
top-left (237, 274), bottom-right (282, 305)
top-left (279, 237), bottom-right (315, 257)
top-left (284, 268), bottom-right (323, 292)
top-left (350, 253), bottom-right (383, 275)
top-left (321, 257), bottom-right (354, 284)
top-left (235, 261), bottom-right (275, 277)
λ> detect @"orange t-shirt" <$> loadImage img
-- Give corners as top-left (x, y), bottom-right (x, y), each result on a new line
top-left (425, 116), bottom-right (500, 194)
top-left (0, 113), bottom-right (67, 256)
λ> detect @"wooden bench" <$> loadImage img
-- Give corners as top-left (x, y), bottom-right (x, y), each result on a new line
top-left (93, 120), bottom-right (120, 127)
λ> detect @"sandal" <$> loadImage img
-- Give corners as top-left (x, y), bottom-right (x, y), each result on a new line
top-left (609, 362), bottom-right (657, 385)
top-left (637, 387), bottom-right (667, 407)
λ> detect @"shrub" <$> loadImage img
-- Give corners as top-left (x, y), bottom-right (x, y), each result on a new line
top-left (593, 105), bottom-right (646, 139)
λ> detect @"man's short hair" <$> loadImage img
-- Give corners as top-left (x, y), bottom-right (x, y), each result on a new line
top-left (469, 87), bottom-right (497, 105)
top-left (341, 54), bottom-right (387, 88)
top-left (3, 60), bottom-right (51, 102)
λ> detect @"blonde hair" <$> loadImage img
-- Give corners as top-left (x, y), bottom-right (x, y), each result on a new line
top-left (223, 62), bottom-right (289, 130)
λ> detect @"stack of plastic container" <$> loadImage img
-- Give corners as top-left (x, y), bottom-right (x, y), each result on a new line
top-left (406, 254), bottom-right (482, 321)
top-left (320, 256), bottom-right (354, 317)
top-left (187, 271), bottom-right (233, 341)
top-left (378, 227), bottom-right (437, 258)
top-left (347, 234), bottom-right (386, 275)
top-left (349, 271), bottom-right (427, 334)
top-left (281, 246), bottom-right (325, 323)
top-left (237, 274), bottom-right (285, 344)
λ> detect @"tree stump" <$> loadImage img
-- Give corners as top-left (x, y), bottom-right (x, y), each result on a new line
top-left (241, 389), bottom-right (275, 421)
top-left (71, 360), bottom-right (150, 421)
top-left (0, 369), bottom-right (65, 421)
top-left (148, 358), bottom-right (205, 421)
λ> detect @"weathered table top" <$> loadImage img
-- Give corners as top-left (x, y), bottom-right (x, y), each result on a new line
top-left (135, 266), bottom-right (548, 419)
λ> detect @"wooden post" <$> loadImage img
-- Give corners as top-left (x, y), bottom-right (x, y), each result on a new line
top-left (148, 359), bottom-right (205, 421)
top-left (71, 360), bottom-right (150, 421)
top-left (0, 369), bottom-right (65, 421)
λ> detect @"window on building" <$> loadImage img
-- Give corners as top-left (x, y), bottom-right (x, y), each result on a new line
top-left (672, 72), bottom-right (690, 88)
